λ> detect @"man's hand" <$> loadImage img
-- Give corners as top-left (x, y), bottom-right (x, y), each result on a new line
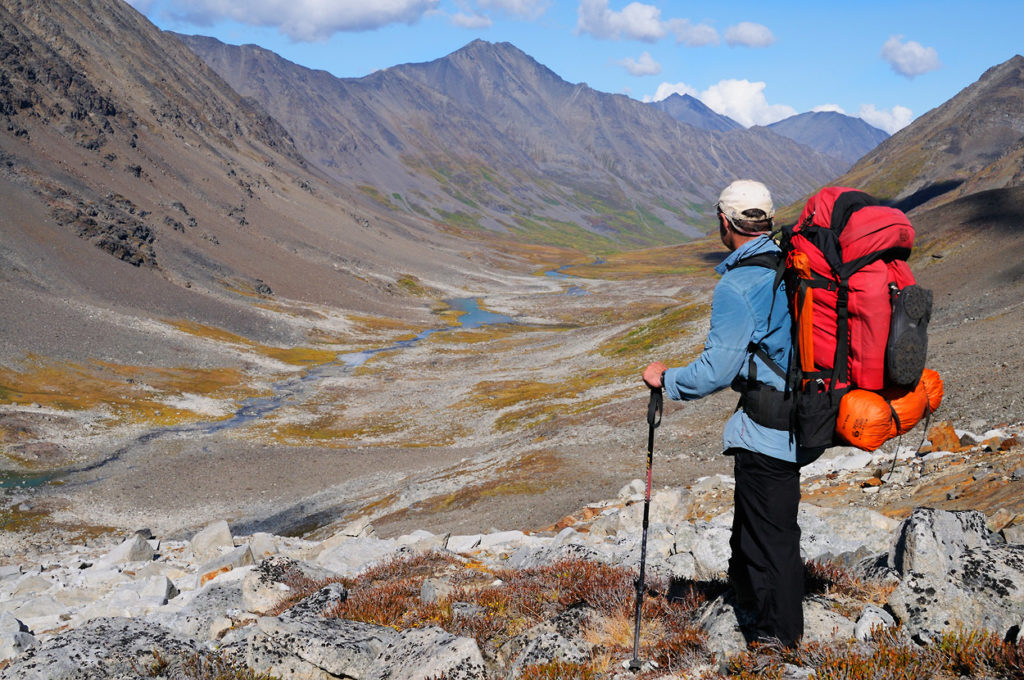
top-left (642, 361), bottom-right (668, 389)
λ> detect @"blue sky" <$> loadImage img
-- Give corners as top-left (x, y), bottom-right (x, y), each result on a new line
top-left (126, 0), bottom-right (1023, 134)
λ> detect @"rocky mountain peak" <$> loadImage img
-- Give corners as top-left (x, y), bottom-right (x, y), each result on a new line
top-left (765, 111), bottom-right (889, 166)
top-left (838, 53), bottom-right (1024, 209)
top-left (649, 93), bottom-right (743, 133)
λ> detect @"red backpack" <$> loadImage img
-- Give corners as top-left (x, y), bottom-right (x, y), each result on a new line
top-left (784, 187), bottom-right (941, 449)
top-left (737, 187), bottom-right (942, 450)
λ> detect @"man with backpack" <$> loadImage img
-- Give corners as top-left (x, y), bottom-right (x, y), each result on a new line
top-left (642, 179), bottom-right (824, 648)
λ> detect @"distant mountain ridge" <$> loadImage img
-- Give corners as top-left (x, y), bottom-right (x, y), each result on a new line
top-left (765, 111), bottom-right (889, 166)
top-left (648, 93), bottom-right (743, 133)
top-left (178, 36), bottom-right (848, 248)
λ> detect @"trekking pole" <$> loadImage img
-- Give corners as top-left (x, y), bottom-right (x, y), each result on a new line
top-left (629, 385), bottom-right (663, 672)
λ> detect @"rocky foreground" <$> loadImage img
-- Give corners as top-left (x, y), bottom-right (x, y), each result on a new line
top-left (2, 429), bottom-right (1024, 679)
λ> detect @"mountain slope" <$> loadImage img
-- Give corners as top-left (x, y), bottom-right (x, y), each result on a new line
top-left (835, 54), bottom-right (1024, 211)
top-left (648, 93), bottom-right (743, 133)
top-left (178, 36), bottom-right (847, 248)
top-left (765, 111), bottom-right (888, 166)
top-left (0, 0), bottom-right (478, 367)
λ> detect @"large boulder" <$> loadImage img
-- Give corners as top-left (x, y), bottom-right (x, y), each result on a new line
top-left (0, 617), bottom-right (203, 680)
top-left (886, 507), bottom-right (1024, 640)
top-left (364, 626), bottom-right (485, 680)
top-left (247, 615), bottom-right (400, 679)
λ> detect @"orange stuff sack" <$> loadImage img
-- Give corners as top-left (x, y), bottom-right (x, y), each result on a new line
top-left (836, 390), bottom-right (895, 451)
top-left (836, 381), bottom-right (930, 451)
top-left (919, 368), bottom-right (944, 413)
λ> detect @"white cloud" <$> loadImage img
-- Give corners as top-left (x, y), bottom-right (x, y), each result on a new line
top-left (881, 35), bottom-right (941, 78)
top-left (646, 79), bottom-right (794, 126)
top-left (576, 0), bottom-right (666, 41)
top-left (666, 18), bottom-right (718, 46)
top-left (475, 0), bottom-right (550, 19)
top-left (452, 11), bottom-right (493, 28)
top-left (857, 104), bottom-right (914, 134)
top-left (724, 22), bottom-right (775, 47)
top-left (643, 81), bottom-right (698, 103)
top-left (166, 0), bottom-right (440, 41)
top-left (617, 51), bottom-right (661, 76)
top-left (812, 104), bottom-right (846, 113)
top-left (699, 79), bottom-right (795, 126)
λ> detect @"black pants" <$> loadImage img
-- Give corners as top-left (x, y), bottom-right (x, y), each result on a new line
top-left (727, 447), bottom-right (803, 647)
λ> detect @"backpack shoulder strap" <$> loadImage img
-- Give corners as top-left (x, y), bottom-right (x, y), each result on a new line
top-left (731, 251), bottom-right (781, 271)
top-left (731, 249), bottom-right (786, 294)
top-left (729, 249), bottom-right (790, 386)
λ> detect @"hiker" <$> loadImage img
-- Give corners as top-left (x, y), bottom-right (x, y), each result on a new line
top-left (642, 179), bottom-right (823, 648)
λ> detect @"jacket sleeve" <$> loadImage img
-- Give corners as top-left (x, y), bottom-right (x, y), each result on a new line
top-left (663, 274), bottom-right (756, 401)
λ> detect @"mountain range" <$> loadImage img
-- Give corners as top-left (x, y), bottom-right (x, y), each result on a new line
top-left (176, 36), bottom-right (850, 248)
top-left (764, 111), bottom-right (890, 165)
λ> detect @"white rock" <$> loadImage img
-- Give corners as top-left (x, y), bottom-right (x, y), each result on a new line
top-left (315, 537), bottom-right (398, 577)
top-left (190, 520), bottom-right (234, 562)
top-left (0, 613), bottom-right (26, 635)
top-left (551, 527), bottom-right (581, 547)
top-left (0, 566), bottom-right (22, 581)
top-left (11, 594), bottom-right (65, 620)
top-left (8, 575), bottom-right (52, 598)
top-left (651, 487), bottom-right (688, 522)
top-left (420, 578), bottom-right (453, 604)
top-left (855, 605), bottom-right (895, 641)
top-left (689, 523), bottom-right (732, 579)
top-left (96, 535), bottom-right (155, 567)
top-left (0, 631), bottom-right (36, 661)
top-left (667, 551), bottom-right (697, 580)
top-left (247, 533), bottom-right (278, 560)
top-left (78, 566), bottom-right (129, 589)
top-left (340, 516), bottom-right (375, 538)
top-left (395, 529), bottom-right (447, 553)
top-left (478, 530), bottom-right (534, 552)
top-left (195, 546), bottom-right (254, 589)
top-left (618, 479), bottom-right (645, 500)
top-left (445, 534), bottom-right (482, 553)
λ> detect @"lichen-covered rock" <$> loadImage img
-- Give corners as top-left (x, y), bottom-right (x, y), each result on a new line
top-left (886, 507), bottom-right (1024, 639)
top-left (506, 631), bottom-right (590, 679)
top-left (0, 617), bottom-right (202, 680)
top-left (799, 504), bottom-right (899, 563)
top-left (365, 626), bottom-right (485, 680)
top-left (153, 580), bottom-right (247, 641)
top-left (498, 606), bottom-right (591, 669)
top-left (248, 615), bottom-right (399, 679)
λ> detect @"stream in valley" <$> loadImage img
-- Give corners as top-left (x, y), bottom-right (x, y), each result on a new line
top-left (0, 298), bottom-right (513, 490)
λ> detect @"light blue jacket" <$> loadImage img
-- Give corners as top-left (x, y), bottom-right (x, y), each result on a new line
top-left (663, 235), bottom-right (821, 465)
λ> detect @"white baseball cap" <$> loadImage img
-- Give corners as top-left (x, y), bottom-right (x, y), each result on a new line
top-left (716, 180), bottom-right (775, 227)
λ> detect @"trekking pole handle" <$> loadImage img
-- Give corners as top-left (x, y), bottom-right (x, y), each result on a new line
top-left (647, 386), bottom-right (663, 431)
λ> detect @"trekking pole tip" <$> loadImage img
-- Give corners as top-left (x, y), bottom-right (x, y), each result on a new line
top-left (624, 657), bottom-right (658, 673)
